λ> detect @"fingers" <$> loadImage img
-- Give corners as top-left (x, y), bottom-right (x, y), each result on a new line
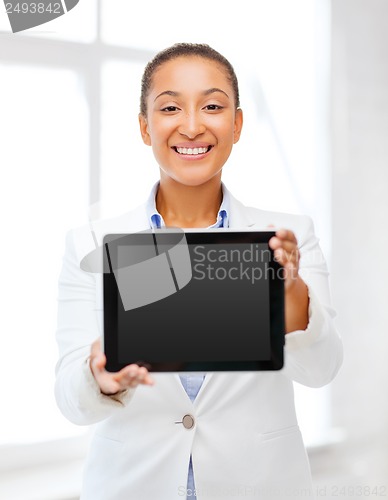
top-left (89, 338), bottom-right (155, 395)
top-left (273, 245), bottom-right (299, 267)
top-left (269, 230), bottom-right (297, 250)
top-left (95, 363), bottom-right (154, 396)
top-left (114, 364), bottom-right (154, 389)
top-left (275, 228), bottom-right (297, 243)
top-left (270, 230), bottom-right (299, 263)
top-left (268, 228), bottom-right (300, 288)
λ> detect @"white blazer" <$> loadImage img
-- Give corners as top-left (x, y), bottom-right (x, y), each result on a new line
top-left (55, 185), bottom-right (343, 500)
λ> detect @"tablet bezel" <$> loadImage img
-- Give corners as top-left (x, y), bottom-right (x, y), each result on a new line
top-left (103, 229), bottom-right (285, 372)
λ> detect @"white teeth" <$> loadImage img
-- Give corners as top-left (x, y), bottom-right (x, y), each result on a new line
top-left (176, 146), bottom-right (209, 155)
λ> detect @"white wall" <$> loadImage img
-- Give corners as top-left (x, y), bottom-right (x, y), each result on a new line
top-left (317, 0), bottom-right (388, 487)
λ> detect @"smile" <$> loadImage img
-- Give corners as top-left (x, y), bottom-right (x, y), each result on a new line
top-left (173, 146), bottom-right (213, 156)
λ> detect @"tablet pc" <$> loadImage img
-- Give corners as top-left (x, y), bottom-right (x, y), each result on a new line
top-left (103, 229), bottom-right (285, 372)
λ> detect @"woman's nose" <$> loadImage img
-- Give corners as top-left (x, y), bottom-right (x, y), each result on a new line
top-left (178, 111), bottom-right (206, 138)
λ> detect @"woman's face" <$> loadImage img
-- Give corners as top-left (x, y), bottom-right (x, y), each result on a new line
top-left (139, 56), bottom-right (243, 187)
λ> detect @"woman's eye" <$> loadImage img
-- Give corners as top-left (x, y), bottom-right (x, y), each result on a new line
top-left (161, 106), bottom-right (179, 112)
top-left (204, 104), bottom-right (223, 111)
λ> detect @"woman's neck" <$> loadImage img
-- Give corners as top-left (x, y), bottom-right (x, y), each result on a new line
top-left (156, 176), bottom-right (223, 228)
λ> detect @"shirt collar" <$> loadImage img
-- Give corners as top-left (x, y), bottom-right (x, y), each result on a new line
top-left (146, 181), bottom-right (230, 229)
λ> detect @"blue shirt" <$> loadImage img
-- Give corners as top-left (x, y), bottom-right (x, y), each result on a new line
top-left (146, 181), bottom-right (230, 498)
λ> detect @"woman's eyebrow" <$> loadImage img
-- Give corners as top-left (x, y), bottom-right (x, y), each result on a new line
top-left (154, 88), bottom-right (229, 102)
top-left (203, 87), bottom-right (229, 99)
top-left (154, 90), bottom-right (179, 102)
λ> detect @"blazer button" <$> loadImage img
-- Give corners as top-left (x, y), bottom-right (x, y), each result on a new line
top-left (182, 414), bottom-right (195, 429)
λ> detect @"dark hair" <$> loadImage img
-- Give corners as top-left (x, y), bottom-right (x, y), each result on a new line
top-left (140, 42), bottom-right (240, 116)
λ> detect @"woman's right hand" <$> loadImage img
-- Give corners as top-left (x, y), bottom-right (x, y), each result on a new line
top-left (90, 338), bottom-right (155, 395)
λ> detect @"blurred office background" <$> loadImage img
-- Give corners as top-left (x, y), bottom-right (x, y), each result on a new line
top-left (0, 0), bottom-right (387, 498)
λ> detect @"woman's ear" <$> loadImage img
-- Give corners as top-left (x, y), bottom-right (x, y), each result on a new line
top-left (233, 108), bottom-right (243, 144)
top-left (138, 113), bottom-right (151, 146)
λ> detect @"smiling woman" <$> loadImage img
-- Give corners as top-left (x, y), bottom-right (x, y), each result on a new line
top-left (54, 42), bottom-right (343, 500)
top-left (138, 51), bottom-right (243, 204)
top-left (0, 1), bottom-right (337, 498)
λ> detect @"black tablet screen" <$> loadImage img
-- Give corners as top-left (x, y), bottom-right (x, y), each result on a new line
top-left (117, 241), bottom-right (271, 364)
top-left (103, 230), bottom-right (284, 371)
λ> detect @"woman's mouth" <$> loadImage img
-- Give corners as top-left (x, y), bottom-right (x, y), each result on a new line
top-left (172, 145), bottom-right (213, 158)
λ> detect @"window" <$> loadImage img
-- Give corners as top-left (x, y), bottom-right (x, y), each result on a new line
top-left (0, 65), bottom-right (89, 444)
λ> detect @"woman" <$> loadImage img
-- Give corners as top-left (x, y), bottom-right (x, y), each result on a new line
top-left (55, 43), bottom-right (343, 499)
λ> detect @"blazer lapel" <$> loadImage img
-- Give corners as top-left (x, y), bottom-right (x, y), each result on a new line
top-left (224, 185), bottom-right (256, 229)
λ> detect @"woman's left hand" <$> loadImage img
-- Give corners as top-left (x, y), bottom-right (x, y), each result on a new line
top-left (269, 228), bottom-right (309, 332)
top-left (269, 229), bottom-right (300, 290)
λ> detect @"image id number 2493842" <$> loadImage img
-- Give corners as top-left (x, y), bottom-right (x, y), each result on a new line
top-left (5, 3), bottom-right (61, 14)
